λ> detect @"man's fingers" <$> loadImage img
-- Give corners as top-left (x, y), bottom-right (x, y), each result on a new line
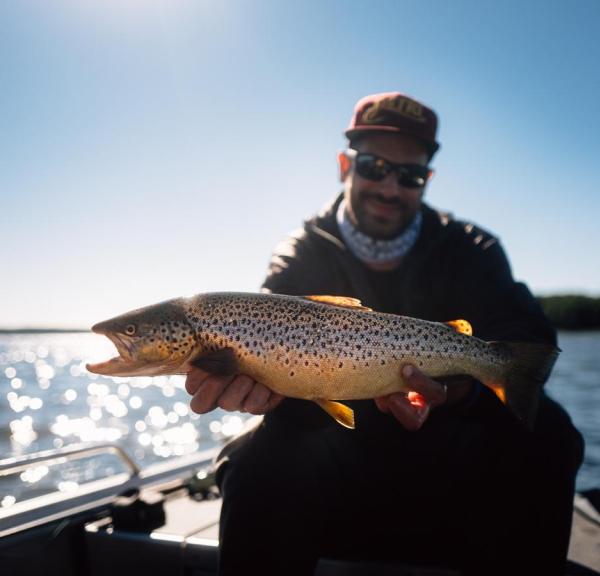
top-left (243, 382), bottom-right (272, 414)
top-left (190, 374), bottom-right (235, 414)
top-left (374, 364), bottom-right (450, 430)
top-left (375, 392), bottom-right (429, 431)
top-left (217, 375), bottom-right (254, 411)
top-left (187, 369), bottom-right (284, 416)
top-left (374, 396), bottom-right (391, 414)
top-left (265, 392), bottom-right (285, 412)
top-left (402, 365), bottom-right (447, 407)
top-left (387, 393), bottom-right (429, 431)
top-left (185, 366), bottom-right (211, 396)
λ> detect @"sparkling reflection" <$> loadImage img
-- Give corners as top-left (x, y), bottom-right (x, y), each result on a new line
top-left (0, 332), bottom-right (254, 505)
top-left (1, 495), bottom-right (16, 508)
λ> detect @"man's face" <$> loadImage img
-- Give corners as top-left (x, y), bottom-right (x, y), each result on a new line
top-left (340, 133), bottom-right (431, 239)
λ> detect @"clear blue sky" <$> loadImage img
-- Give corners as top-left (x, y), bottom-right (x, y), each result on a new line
top-left (1, 0), bottom-right (599, 328)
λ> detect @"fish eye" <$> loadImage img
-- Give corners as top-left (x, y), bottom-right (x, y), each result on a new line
top-left (124, 324), bottom-right (136, 336)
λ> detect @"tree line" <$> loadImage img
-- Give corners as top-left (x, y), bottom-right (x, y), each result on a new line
top-left (537, 295), bottom-right (600, 330)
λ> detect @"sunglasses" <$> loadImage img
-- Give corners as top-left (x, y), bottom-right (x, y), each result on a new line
top-left (346, 150), bottom-right (433, 189)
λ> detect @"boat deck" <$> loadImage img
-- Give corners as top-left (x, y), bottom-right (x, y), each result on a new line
top-left (83, 488), bottom-right (600, 575)
top-left (1, 441), bottom-right (598, 576)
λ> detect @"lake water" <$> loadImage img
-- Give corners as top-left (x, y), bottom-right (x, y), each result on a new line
top-left (1, 330), bottom-right (598, 509)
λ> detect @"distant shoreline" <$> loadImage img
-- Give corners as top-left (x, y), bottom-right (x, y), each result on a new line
top-left (538, 295), bottom-right (600, 330)
top-left (0, 328), bottom-right (89, 334)
top-left (1, 295), bottom-right (599, 333)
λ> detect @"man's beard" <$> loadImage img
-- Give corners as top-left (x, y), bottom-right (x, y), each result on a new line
top-left (354, 192), bottom-right (414, 239)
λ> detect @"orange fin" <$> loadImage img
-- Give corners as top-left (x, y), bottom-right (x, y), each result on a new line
top-left (445, 319), bottom-right (473, 336)
top-left (315, 399), bottom-right (355, 429)
top-left (304, 295), bottom-right (372, 311)
top-left (493, 386), bottom-right (507, 404)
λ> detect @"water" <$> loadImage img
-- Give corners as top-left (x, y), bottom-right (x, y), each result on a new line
top-left (545, 331), bottom-right (600, 493)
top-left (0, 332), bottom-right (248, 507)
top-left (1, 331), bottom-right (598, 511)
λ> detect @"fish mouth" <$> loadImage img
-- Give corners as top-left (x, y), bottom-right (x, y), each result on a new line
top-left (86, 329), bottom-right (150, 377)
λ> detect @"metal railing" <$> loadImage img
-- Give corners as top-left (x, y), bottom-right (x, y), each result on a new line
top-left (0, 442), bottom-right (218, 538)
top-left (0, 443), bottom-right (141, 479)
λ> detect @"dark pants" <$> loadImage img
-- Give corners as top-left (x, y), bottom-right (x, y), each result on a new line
top-left (216, 390), bottom-right (584, 576)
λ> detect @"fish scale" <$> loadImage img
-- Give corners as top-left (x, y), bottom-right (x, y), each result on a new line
top-left (87, 291), bottom-right (559, 428)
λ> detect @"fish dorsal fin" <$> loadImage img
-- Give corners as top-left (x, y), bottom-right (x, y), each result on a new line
top-left (445, 319), bottom-right (473, 336)
top-left (303, 295), bottom-right (372, 311)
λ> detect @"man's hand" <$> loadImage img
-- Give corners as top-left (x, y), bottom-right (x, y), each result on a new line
top-left (185, 367), bottom-right (284, 415)
top-left (375, 365), bottom-right (468, 431)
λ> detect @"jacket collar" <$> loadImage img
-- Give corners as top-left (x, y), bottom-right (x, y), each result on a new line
top-left (305, 192), bottom-right (453, 263)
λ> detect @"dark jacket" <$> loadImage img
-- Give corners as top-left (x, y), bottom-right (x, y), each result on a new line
top-left (217, 195), bottom-right (582, 576)
top-left (261, 193), bottom-right (557, 432)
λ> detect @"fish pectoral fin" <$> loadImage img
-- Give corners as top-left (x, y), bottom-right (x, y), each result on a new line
top-left (191, 347), bottom-right (238, 376)
top-left (303, 295), bottom-right (372, 312)
top-left (315, 399), bottom-right (355, 429)
top-left (444, 319), bottom-right (473, 336)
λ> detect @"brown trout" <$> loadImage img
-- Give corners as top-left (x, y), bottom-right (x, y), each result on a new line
top-left (86, 292), bottom-right (559, 428)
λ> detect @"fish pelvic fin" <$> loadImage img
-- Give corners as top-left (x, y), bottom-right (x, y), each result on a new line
top-left (315, 399), bottom-right (355, 429)
top-left (445, 319), bottom-right (473, 336)
top-left (488, 341), bottom-right (560, 428)
top-left (303, 295), bottom-right (372, 311)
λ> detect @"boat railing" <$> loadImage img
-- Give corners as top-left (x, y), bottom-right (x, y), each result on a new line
top-left (0, 442), bottom-right (218, 538)
top-left (0, 443), bottom-right (141, 479)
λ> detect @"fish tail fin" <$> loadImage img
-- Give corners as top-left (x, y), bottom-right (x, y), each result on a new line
top-left (487, 341), bottom-right (560, 428)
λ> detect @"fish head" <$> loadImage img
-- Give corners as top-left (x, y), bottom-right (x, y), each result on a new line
top-left (86, 299), bottom-right (197, 377)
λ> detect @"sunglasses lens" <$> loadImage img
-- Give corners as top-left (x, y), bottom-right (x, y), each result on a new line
top-left (355, 154), bottom-right (388, 181)
top-left (353, 153), bottom-right (431, 188)
top-left (398, 168), bottom-right (430, 188)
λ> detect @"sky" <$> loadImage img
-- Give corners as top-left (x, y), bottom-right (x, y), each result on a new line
top-left (1, 0), bottom-right (599, 329)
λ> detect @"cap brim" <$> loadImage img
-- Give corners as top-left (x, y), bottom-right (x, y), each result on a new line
top-left (345, 125), bottom-right (440, 154)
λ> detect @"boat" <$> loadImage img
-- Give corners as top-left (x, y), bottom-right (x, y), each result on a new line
top-left (1, 442), bottom-right (599, 575)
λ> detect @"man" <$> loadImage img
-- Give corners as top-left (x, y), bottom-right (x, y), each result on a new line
top-left (186, 93), bottom-right (583, 575)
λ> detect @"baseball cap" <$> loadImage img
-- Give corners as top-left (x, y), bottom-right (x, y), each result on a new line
top-left (345, 92), bottom-right (440, 156)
